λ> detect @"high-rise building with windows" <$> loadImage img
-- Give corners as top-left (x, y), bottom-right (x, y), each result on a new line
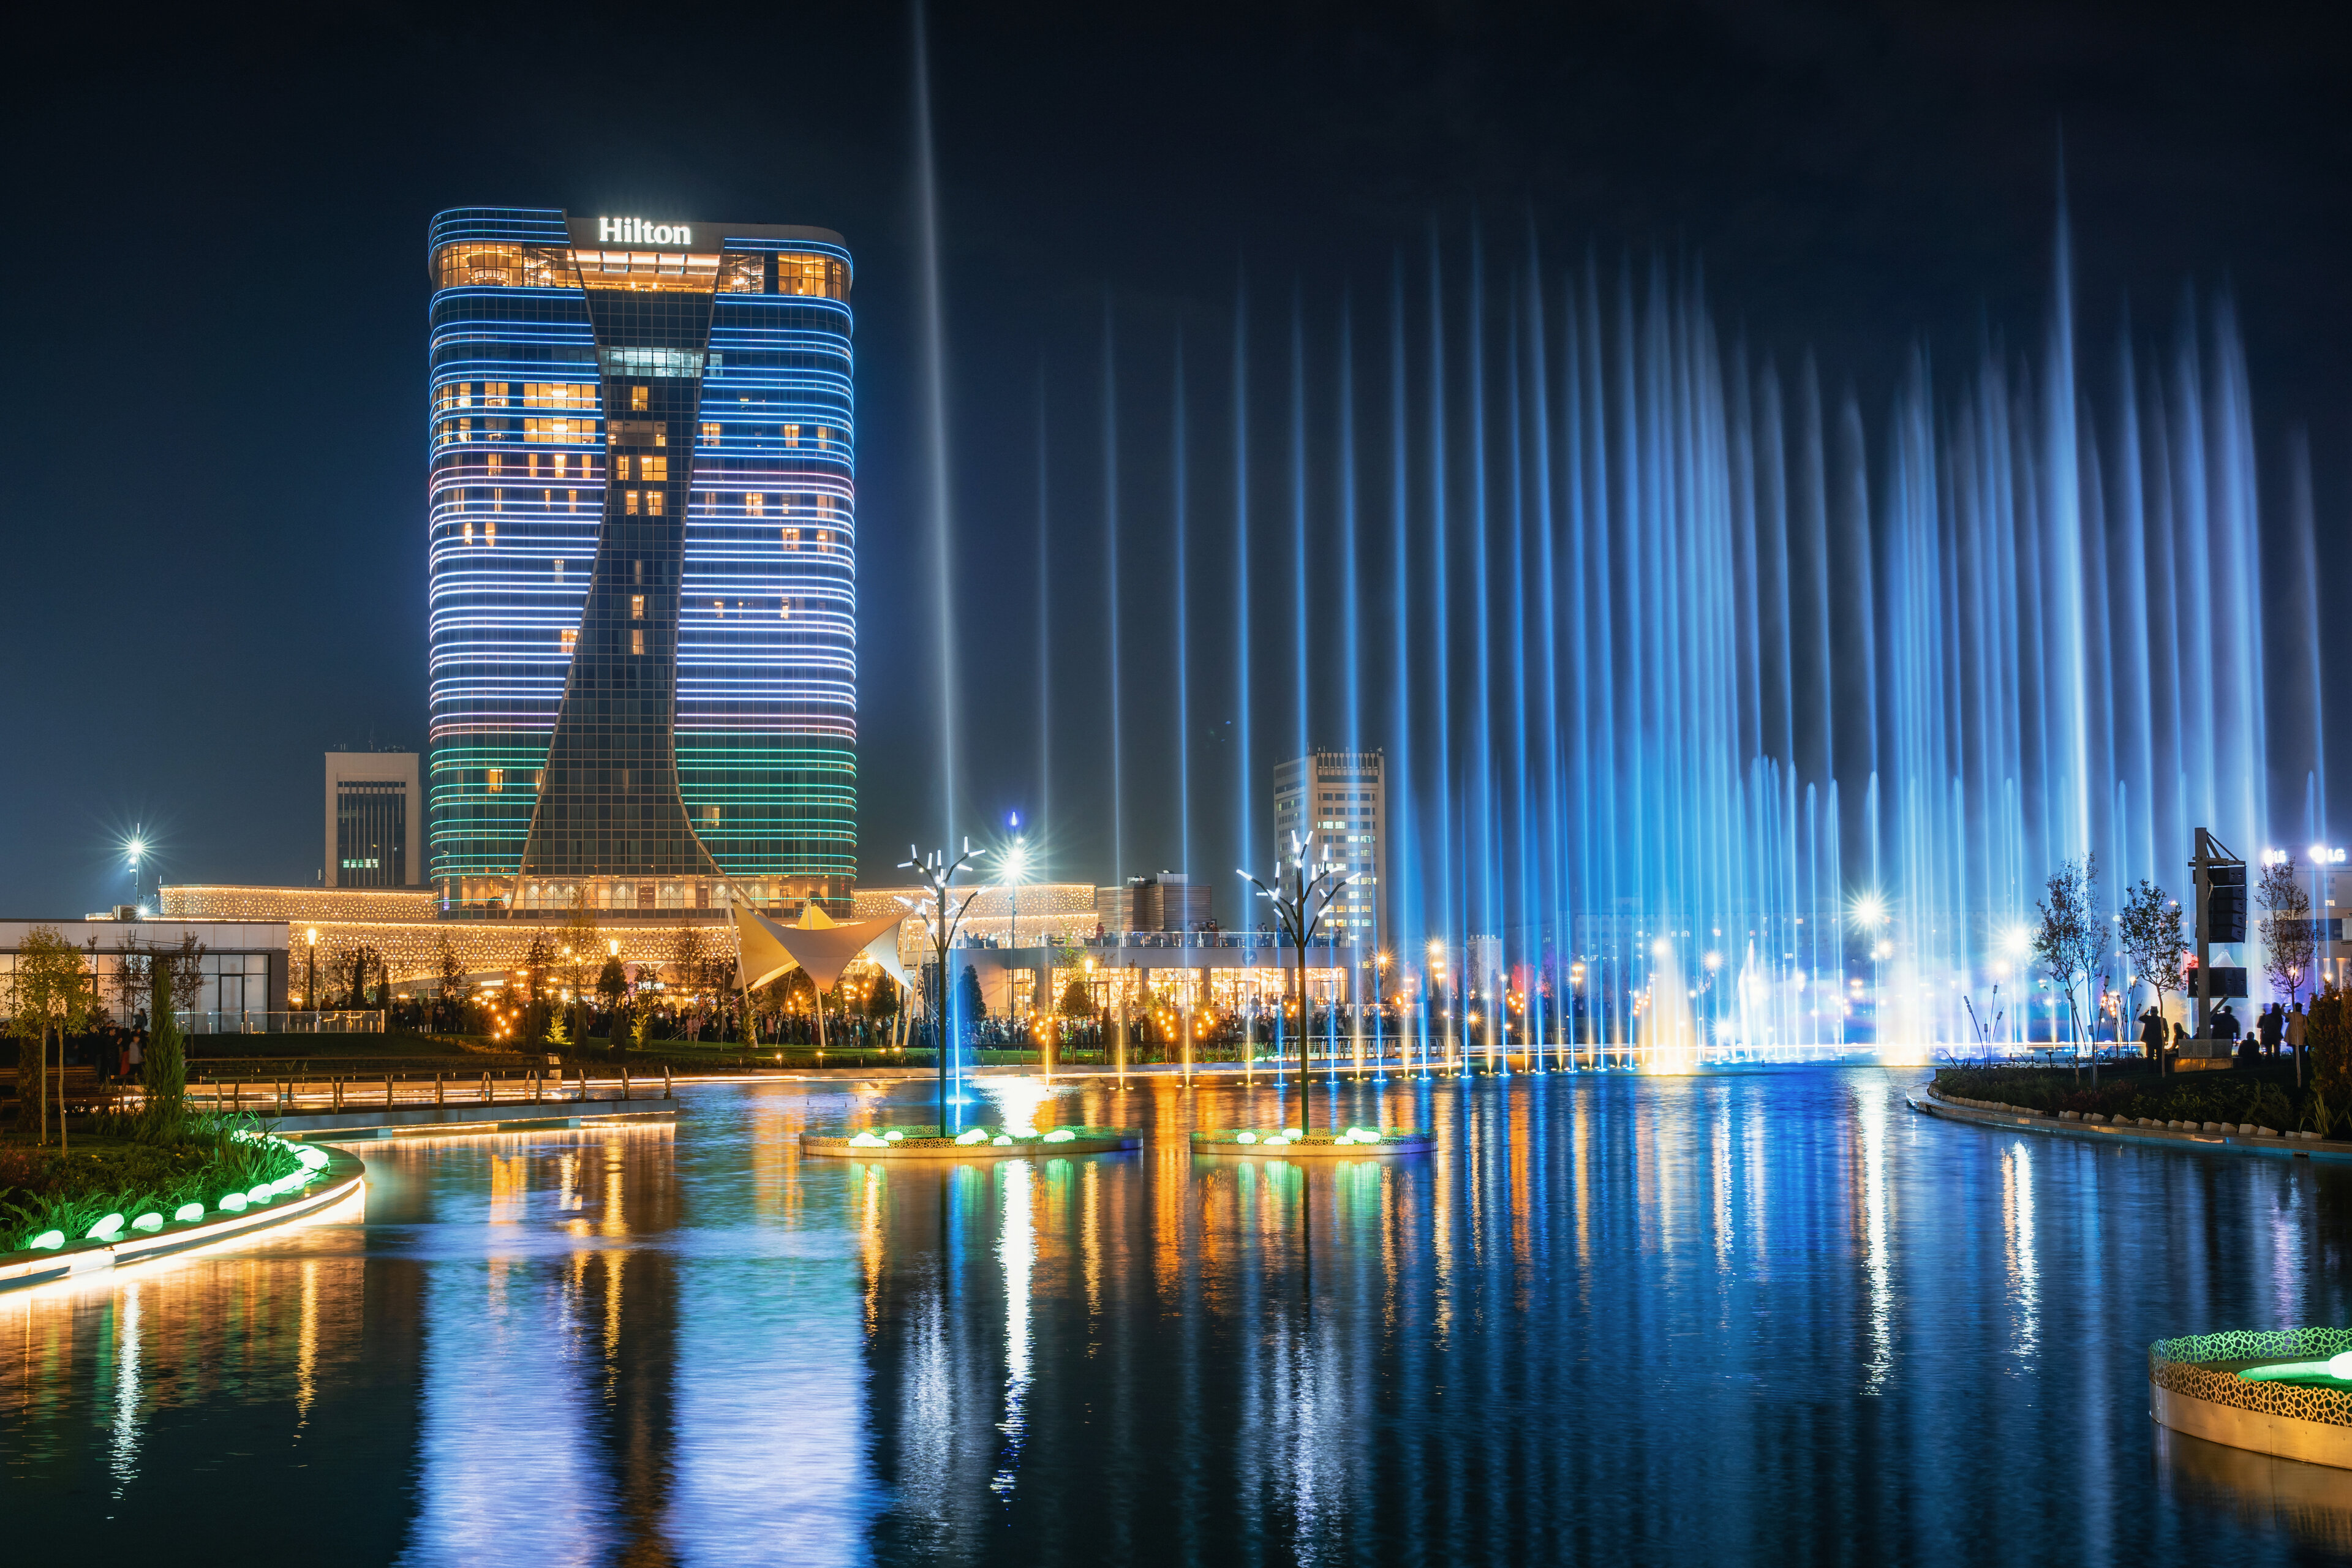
top-left (325, 752), bottom-right (421, 888)
top-left (1272, 750), bottom-right (1386, 943)
top-left (425, 208), bottom-right (856, 918)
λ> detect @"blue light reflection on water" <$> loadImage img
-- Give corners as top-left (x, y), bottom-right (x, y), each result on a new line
top-left (3, 1071), bottom-right (2350, 1566)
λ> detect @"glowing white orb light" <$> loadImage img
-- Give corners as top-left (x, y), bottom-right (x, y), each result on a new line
top-left (2329, 1352), bottom-right (2352, 1381)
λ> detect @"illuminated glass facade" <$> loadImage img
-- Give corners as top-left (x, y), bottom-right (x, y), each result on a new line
top-left (426, 208), bottom-right (856, 914)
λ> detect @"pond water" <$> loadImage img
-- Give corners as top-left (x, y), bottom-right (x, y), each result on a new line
top-left (6, 1068), bottom-right (2350, 1565)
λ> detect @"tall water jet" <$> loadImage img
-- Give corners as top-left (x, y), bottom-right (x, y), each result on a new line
top-left (910, 0), bottom-right (957, 848)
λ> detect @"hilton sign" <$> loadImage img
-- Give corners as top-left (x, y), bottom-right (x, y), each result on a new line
top-left (597, 217), bottom-right (693, 247)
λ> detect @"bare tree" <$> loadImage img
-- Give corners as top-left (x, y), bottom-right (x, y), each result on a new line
top-left (2257, 856), bottom-right (2317, 1008)
top-left (2031, 853), bottom-right (2103, 1083)
top-left (2116, 877), bottom-right (2187, 1067)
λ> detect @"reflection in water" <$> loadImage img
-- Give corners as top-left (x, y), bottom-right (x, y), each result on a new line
top-left (108, 1283), bottom-right (140, 1494)
top-left (2003, 1141), bottom-right (2040, 1358)
top-left (989, 1160), bottom-right (1035, 1499)
top-left (2156, 1422), bottom-right (2352, 1554)
top-left (4, 1073), bottom-right (2350, 1566)
top-left (1857, 1084), bottom-right (1892, 1395)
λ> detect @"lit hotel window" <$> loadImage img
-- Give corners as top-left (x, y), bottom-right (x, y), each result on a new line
top-left (614, 454), bottom-right (631, 481)
top-left (486, 769), bottom-right (504, 793)
top-left (625, 490), bottom-right (640, 514)
top-left (485, 519), bottom-right (496, 546)
top-left (566, 488), bottom-right (579, 511)
top-left (560, 628), bottom-right (578, 653)
top-left (816, 529), bottom-right (831, 551)
top-left (631, 629), bottom-right (645, 656)
top-left (783, 528), bottom-right (799, 549)
top-left (815, 426), bottom-right (831, 449)
top-left (639, 455), bottom-right (668, 481)
top-left (646, 490), bottom-right (664, 515)
top-left (630, 594), bottom-right (645, 619)
top-left (746, 493), bottom-right (765, 516)
top-left (483, 382), bottom-right (510, 408)
top-left (701, 423), bottom-right (720, 445)
top-left (712, 599), bottom-right (725, 617)
top-left (462, 521), bottom-right (473, 544)
top-left (782, 424), bottom-right (799, 447)
top-left (630, 385), bottom-right (649, 412)
top-left (554, 559), bottom-right (565, 581)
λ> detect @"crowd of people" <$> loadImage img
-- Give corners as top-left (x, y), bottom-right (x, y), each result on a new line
top-left (2136, 998), bottom-right (2310, 1066)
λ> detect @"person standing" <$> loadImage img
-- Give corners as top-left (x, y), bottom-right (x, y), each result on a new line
top-left (2287, 1001), bottom-right (2309, 1071)
top-left (2138, 1005), bottom-right (2166, 1060)
top-left (2260, 1002), bottom-right (2283, 1057)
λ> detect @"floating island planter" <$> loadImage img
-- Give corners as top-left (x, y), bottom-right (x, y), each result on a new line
top-left (799, 1125), bottom-right (1141, 1159)
top-left (1, 1136), bottom-right (362, 1297)
top-left (1191, 1126), bottom-right (1434, 1156)
top-left (2150, 1328), bottom-right (2352, 1470)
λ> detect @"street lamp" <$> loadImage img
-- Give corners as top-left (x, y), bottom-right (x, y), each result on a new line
top-left (901, 840), bottom-right (981, 1134)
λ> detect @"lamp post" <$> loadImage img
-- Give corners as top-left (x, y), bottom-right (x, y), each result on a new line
top-left (902, 840), bottom-right (980, 1135)
top-left (1240, 834), bottom-right (1351, 1133)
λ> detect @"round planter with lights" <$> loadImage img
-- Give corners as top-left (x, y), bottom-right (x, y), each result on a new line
top-left (799, 1125), bottom-right (1142, 1159)
top-left (1191, 1126), bottom-right (1434, 1156)
top-left (0, 1137), bottom-right (366, 1297)
top-left (2149, 1329), bottom-right (2352, 1470)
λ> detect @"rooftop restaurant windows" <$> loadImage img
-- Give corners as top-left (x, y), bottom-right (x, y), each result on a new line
top-left (573, 247), bottom-right (721, 293)
top-left (433, 242), bottom-right (579, 291)
top-left (717, 254), bottom-right (764, 293)
top-left (776, 253), bottom-right (848, 300)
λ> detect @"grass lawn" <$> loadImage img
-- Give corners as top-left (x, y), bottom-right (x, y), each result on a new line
top-left (189, 1032), bottom-right (494, 1061)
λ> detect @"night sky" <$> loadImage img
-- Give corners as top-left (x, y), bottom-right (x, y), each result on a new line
top-left (4, 1), bottom-right (2345, 917)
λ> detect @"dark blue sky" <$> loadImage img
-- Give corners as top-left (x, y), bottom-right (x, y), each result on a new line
top-left (3, 0), bottom-right (2345, 917)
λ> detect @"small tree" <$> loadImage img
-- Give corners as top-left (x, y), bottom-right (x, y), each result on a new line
top-left (434, 933), bottom-right (469, 1034)
top-left (596, 956), bottom-right (631, 1053)
top-left (957, 965), bottom-right (986, 1027)
top-left (2257, 856), bottom-right (2317, 1008)
top-left (1058, 977), bottom-right (1095, 1019)
top-left (140, 933), bottom-right (205, 1139)
top-left (7, 925), bottom-right (94, 1147)
top-left (2116, 877), bottom-right (2187, 1066)
top-left (2030, 853), bottom-right (2103, 1082)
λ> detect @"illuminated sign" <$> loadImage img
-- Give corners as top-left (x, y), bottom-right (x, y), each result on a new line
top-left (597, 217), bottom-right (693, 246)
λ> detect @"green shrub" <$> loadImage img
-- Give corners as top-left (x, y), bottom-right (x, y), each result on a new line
top-left (0, 1116), bottom-right (304, 1251)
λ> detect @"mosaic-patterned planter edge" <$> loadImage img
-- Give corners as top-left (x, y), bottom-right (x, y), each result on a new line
top-left (2149, 1327), bottom-right (2352, 1428)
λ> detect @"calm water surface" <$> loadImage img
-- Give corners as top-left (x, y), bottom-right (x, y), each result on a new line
top-left (6, 1068), bottom-right (2351, 1565)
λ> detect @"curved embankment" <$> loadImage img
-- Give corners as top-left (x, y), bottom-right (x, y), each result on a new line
top-left (1910, 1086), bottom-right (2351, 1161)
top-left (2149, 1330), bottom-right (2352, 1470)
top-left (0, 1145), bottom-right (366, 1297)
